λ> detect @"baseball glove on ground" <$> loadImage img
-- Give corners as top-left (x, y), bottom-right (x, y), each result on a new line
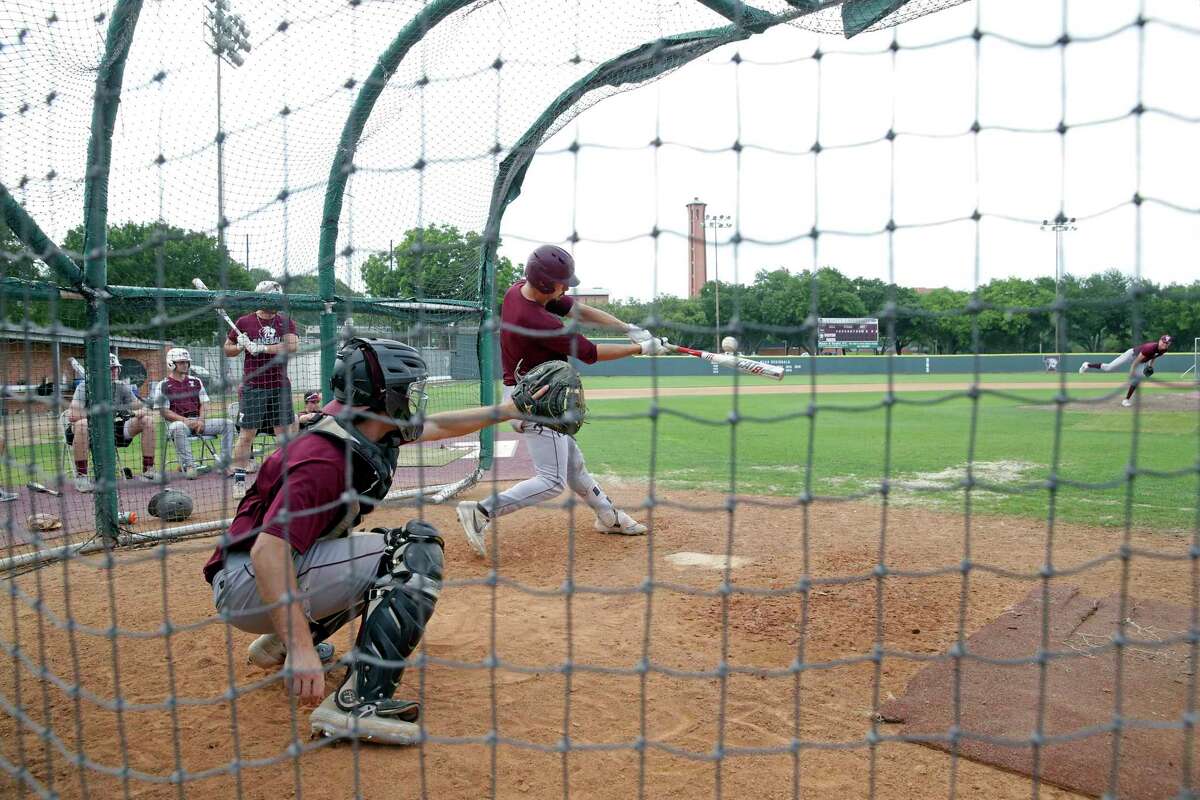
top-left (1143, 365), bottom-right (1154, 377)
top-left (511, 360), bottom-right (587, 436)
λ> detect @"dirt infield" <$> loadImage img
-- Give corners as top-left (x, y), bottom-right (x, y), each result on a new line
top-left (3, 482), bottom-right (1194, 799)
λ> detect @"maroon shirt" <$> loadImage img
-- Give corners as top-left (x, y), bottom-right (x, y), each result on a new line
top-left (228, 311), bottom-right (296, 389)
top-left (1136, 341), bottom-right (1166, 360)
top-left (203, 404), bottom-right (359, 583)
top-left (500, 280), bottom-right (598, 386)
top-left (154, 375), bottom-right (207, 418)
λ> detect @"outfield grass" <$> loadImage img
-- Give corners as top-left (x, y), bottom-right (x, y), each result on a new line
top-left (581, 372), bottom-right (1173, 390)
top-left (580, 386), bottom-right (1200, 534)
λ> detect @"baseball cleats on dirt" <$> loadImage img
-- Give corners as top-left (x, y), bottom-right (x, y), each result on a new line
top-left (310, 694), bottom-right (421, 745)
top-left (1121, 399), bottom-right (1132, 407)
top-left (456, 501), bottom-right (490, 557)
top-left (247, 634), bottom-right (336, 669)
top-left (594, 509), bottom-right (647, 536)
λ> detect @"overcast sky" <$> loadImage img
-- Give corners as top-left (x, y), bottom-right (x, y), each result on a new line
top-left (1, 0), bottom-right (1197, 302)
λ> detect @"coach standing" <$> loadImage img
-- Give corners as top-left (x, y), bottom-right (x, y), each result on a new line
top-left (223, 280), bottom-right (299, 491)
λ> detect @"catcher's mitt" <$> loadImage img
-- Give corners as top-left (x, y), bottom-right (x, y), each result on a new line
top-left (1143, 365), bottom-right (1154, 377)
top-left (511, 360), bottom-right (587, 436)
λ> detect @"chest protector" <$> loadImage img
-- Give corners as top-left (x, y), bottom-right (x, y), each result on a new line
top-left (307, 415), bottom-right (400, 527)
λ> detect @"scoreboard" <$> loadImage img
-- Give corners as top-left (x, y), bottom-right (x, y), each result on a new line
top-left (817, 317), bottom-right (879, 349)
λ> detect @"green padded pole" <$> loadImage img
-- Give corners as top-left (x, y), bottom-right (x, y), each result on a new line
top-left (0, 182), bottom-right (85, 287)
top-left (316, 0), bottom-right (476, 402)
top-left (81, 0), bottom-right (143, 542)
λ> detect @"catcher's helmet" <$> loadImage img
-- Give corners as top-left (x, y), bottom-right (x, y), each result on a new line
top-left (148, 489), bottom-right (194, 522)
top-left (166, 347), bottom-right (191, 372)
top-left (331, 337), bottom-right (428, 420)
top-left (524, 245), bottom-right (580, 294)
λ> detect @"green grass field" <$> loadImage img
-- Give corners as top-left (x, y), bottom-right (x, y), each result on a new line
top-left (582, 371), bottom-right (1178, 390)
top-left (578, 375), bottom-right (1200, 534)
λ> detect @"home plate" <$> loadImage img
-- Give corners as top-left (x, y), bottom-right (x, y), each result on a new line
top-left (665, 552), bottom-right (753, 570)
top-left (445, 440), bottom-right (518, 459)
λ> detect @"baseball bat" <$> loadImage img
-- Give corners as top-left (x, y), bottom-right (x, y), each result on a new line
top-left (191, 278), bottom-right (241, 335)
top-left (667, 344), bottom-right (784, 381)
top-left (26, 481), bottom-right (62, 497)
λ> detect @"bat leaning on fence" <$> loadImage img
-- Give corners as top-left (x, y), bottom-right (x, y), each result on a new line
top-left (666, 344), bottom-right (784, 381)
top-left (190, 278), bottom-right (241, 336)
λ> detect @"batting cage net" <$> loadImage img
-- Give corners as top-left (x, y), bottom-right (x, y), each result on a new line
top-left (2, 1), bottom-right (1200, 798)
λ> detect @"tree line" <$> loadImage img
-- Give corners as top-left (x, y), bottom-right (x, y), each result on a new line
top-left (4, 221), bottom-right (1197, 354)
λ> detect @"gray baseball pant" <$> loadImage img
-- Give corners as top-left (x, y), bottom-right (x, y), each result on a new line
top-left (211, 533), bottom-right (385, 635)
top-left (1096, 348), bottom-right (1147, 375)
top-left (479, 388), bottom-right (619, 526)
top-left (168, 418), bottom-right (235, 469)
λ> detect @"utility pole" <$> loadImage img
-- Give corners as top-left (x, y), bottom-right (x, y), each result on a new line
top-left (1041, 214), bottom-right (1076, 353)
top-left (703, 212), bottom-right (732, 352)
top-left (205, 0), bottom-right (251, 278)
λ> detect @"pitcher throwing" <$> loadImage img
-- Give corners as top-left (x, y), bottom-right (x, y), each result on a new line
top-left (1079, 334), bottom-right (1173, 407)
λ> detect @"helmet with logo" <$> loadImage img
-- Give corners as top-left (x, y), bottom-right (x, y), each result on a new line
top-left (255, 280), bottom-right (283, 311)
top-left (166, 347), bottom-right (191, 372)
top-left (331, 338), bottom-right (428, 423)
top-left (524, 245), bottom-right (580, 294)
top-left (108, 353), bottom-right (121, 375)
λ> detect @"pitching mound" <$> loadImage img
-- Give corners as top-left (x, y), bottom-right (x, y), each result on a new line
top-left (880, 585), bottom-right (1197, 799)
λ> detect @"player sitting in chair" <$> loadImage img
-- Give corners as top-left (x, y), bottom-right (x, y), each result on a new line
top-left (67, 353), bottom-right (158, 493)
top-left (297, 389), bottom-right (323, 429)
top-left (151, 347), bottom-right (235, 478)
top-left (204, 337), bottom-right (539, 743)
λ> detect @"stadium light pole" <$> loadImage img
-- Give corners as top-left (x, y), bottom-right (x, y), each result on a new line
top-left (205, 0), bottom-right (251, 279)
top-left (703, 212), bottom-right (732, 352)
top-left (1041, 214), bottom-right (1075, 353)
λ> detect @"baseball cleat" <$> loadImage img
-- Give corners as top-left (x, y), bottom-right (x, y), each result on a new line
top-left (456, 501), bottom-right (490, 557)
top-left (594, 510), bottom-right (648, 536)
top-left (1078, 363), bottom-right (1089, 374)
top-left (73, 476), bottom-right (95, 494)
top-left (310, 694), bottom-right (421, 745)
top-left (247, 634), bottom-right (336, 669)
top-left (1121, 399), bottom-right (1132, 407)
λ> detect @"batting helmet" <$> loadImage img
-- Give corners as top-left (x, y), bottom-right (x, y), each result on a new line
top-left (107, 353), bottom-right (121, 375)
top-left (524, 245), bottom-right (580, 294)
top-left (148, 489), bottom-right (194, 522)
top-left (254, 280), bottom-right (283, 295)
top-left (331, 338), bottom-right (428, 421)
top-left (166, 347), bottom-right (191, 372)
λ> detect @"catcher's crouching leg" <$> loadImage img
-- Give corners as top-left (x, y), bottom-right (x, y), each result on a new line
top-left (310, 521), bottom-right (444, 744)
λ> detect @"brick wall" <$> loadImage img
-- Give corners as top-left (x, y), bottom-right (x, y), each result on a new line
top-left (2, 341), bottom-right (168, 397)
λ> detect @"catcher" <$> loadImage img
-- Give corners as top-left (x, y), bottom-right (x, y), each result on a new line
top-left (204, 337), bottom-right (536, 743)
top-left (1079, 334), bottom-right (1173, 407)
top-left (455, 244), bottom-right (670, 557)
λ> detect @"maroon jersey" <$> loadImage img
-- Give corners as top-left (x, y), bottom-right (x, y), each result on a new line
top-left (228, 311), bottom-right (296, 389)
top-left (203, 420), bottom-right (352, 583)
top-left (152, 375), bottom-right (208, 418)
top-left (1137, 341), bottom-right (1166, 360)
top-left (499, 280), bottom-right (598, 386)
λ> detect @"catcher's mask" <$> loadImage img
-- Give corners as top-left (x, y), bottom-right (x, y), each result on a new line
top-left (331, 337), bottom-right (428, 424)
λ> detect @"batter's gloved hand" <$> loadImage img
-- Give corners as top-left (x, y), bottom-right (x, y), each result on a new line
top-left (511, 360), bottom-right (587, 436)
top-left (245, 341), bottom-right (267, 356)
top-left (640, 336), bottom-right (670, 356)
top-left (625, 324), bottom-right (654, 345)
top-left (236, 332), bottom-right (252, 352)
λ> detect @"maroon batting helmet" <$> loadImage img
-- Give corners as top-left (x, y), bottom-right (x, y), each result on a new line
top-left (524, 245), bottom-right (580, 293)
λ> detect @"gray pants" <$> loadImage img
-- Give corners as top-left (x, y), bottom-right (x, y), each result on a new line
top-left (1097, 348), bottom-right (1148, 375)
top-left (211, 533), bottom-right (386, 635)
top-left (480, 388), bottom-right (618, 525)
top-left (168, 418), bottom-right (235, 469)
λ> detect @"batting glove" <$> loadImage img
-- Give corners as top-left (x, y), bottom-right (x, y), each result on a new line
top-left (245, 341), bottom-right (267, 356)
top-left (640, 336), bottom-right (671, 356)
top-left (236, 332), bottom-right (252, 352)
top-left (626, 324), bottom-right (654, 345)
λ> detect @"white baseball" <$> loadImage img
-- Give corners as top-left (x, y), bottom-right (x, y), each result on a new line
top-left (721, 336), bottom-right (738, 354)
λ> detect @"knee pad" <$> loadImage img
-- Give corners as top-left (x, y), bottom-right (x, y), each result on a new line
top-left (335, 521), bottom-right (444, 708)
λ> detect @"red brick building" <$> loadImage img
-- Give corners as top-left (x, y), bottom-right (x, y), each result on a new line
top-left (2, 324), bottom-right (171, 402)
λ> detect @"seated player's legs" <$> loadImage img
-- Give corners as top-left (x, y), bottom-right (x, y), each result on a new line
top-left (167, 420), bottom-right (196, 471)
top-left (123, 412), bottom-right (158, 479)
top-left (68, 417), bottom-right (91, 491)
top-left (200, 417), bottom-right (235, 466)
